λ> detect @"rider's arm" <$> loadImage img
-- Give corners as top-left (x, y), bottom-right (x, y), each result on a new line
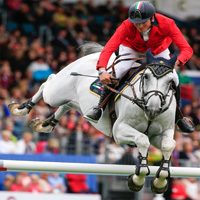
top-left (167, 19), bottom-right (193, 65)
top-left (98, 68), bottom-right (107, 75)
top-left (96, 20), bottom-right (130, 70)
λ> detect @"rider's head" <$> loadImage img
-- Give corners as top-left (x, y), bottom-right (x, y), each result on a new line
top-left (128, 1), bottom-right (155, 31)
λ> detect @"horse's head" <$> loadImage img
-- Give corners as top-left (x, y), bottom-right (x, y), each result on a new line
top-left (140, 50), bottom-right (177, 119)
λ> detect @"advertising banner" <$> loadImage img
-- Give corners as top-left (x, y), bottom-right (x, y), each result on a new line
top-left (0, 192), bottom-right (101, 200)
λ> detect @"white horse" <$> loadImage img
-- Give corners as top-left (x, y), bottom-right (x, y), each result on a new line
top-left (9, 42), bottom-right (177, 193)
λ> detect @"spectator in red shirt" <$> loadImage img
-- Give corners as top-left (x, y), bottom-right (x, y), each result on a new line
top-left (85, 1), bottom-right (194, 134)
top-left (10, 174), bottom-right (25, 192)
top-left (26, 174), bottom-right (42, 193)
top-left (171, 179), bottom-right (189, 200)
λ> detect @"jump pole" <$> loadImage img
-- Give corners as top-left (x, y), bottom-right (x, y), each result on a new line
top-left (0, 160), bottom-right (200, 178)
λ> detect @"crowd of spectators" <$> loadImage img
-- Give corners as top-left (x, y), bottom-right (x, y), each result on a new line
top-left (0, 0), bottom-right (200, 199)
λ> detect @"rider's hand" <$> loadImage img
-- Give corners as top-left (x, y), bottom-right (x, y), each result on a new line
top-left (175, 60), bottom-right (182, 70)
top-left (99, 71), bottom-right (111, 84)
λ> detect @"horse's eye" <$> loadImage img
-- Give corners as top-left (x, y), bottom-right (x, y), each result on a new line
top-left (144, 74), bottom-right (148, 79)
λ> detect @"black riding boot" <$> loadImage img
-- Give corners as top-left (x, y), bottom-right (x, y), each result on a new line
top-left (175, 85), bottom-right (194, 133)
top-left (84, 86), bottom-right (111, 123)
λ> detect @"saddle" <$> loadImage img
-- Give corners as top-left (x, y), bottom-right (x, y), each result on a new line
top-left (90, 65), bottom-right (145, 125)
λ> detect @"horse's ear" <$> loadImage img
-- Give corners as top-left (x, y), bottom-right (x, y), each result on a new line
top-left (169, 53), bottom-right (177, 68)
top-left (146, 49), bottom-right (154, 64)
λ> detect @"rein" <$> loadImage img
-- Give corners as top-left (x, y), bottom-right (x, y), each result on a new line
top-left (106, 61), bottom-right (175, 117)
top-left (106, 53), bottom-right (145, 78)
top-left (105, 53), bottom-right (145, 108)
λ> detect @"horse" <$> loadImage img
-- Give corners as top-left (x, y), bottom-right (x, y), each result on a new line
top-left (8, 42), bottom-right (178, 193)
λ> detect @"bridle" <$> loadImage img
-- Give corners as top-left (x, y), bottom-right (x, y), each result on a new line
top-left (138, 63), bottom-right (175, 116)
top-left (109, 62), bottom-right (175, 118)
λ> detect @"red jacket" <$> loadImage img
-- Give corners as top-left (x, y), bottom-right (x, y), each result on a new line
top-left (97, 13), bottom-right (193, 69)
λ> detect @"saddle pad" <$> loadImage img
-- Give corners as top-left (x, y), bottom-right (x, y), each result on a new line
top-left (90, 78), bottom-right (104, 96)
top-left (90, 66), bottom-right (145, 97)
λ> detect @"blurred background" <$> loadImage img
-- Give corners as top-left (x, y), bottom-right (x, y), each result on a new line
top-left (0, 0), bottom-right (200, 200)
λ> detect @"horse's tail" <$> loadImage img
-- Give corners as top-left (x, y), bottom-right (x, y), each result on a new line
top-left (78, 42), bottom-right (104, 57)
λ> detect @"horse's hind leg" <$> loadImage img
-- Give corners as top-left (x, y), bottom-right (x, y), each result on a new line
top-left (29, 101), bottom-right (77, 133)
top-left (150, 130), bottom-right (176, 194)
top-left (9, 74), bottom-right (55, 116)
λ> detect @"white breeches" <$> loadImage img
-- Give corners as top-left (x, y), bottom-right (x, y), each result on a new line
top-left (114, 45), bottom-right (179, 86)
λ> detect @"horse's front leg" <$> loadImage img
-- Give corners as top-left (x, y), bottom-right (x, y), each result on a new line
top-left (113, 121), bottom-right (150, 192)
top-left (150, 129), bottom-right (176, 194)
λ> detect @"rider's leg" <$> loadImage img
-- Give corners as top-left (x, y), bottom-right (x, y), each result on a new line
top-left (84, 86), bottom-right (111, 123)
top-left (175, 84), bottom-right (194, 133)
top-left (84, 45), bottom-right (140, 123)
top-left (154, 49), bottom-right (194, 133)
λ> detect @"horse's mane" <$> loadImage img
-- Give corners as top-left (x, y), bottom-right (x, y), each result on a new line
top-left (78, 42), bottom-right (103, 57)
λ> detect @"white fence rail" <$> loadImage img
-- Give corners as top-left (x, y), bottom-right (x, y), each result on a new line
top-left (1, 160), bottom-right (200, 178)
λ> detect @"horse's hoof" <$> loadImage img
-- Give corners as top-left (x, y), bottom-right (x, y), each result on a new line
top-left (29, 119), bottom-right (53, 133)
top-left (127, 175), bottom-right (144, 192)
top-left (8, 103), bottom-right (29, 116)
top-left (151, 179), bottom-right (168, 194)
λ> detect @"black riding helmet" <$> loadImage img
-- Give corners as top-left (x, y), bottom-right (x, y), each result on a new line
top-left (128, 1), bottom-right (156, 24)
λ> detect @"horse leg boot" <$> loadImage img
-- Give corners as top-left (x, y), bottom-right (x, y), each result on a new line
top-left (151, 132), bottom-right (176, 194)
top-left (175, 85), bottom-right (194, 133)
top-left (29, 103), bottom-right (72, 133)
top-left (151, 158), bottom-right (171, 194)
top-left (8, 85), bottom-right (44, 116)
top-left (84, 86), bottom-right (111, 123)
top-left (41, 103), bottom-right (71, 128)
top-left (8, 74), bottom-right (55, 116)
top-left (8, 99), bottom-right (35, 116)
top-left (128, 153), bottom-right (150, 192)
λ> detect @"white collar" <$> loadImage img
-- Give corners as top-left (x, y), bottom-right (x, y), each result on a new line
top-left (141, 28), bottom-right (151, 41)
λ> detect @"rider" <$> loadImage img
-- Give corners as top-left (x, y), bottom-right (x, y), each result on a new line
top-left (84, 1), bottom-right (195, 133)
